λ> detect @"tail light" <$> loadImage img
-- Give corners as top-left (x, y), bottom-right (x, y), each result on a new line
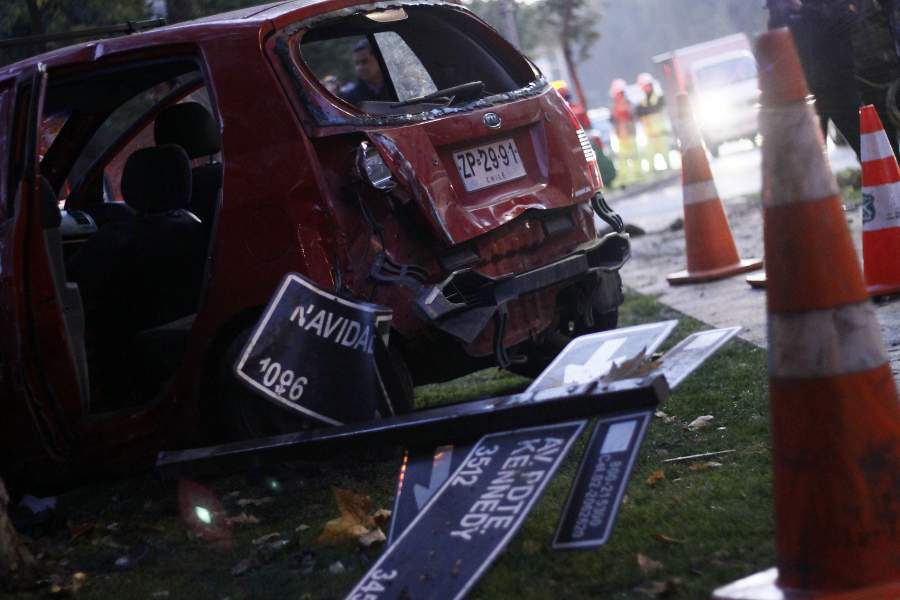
top-left (554, 90), bottom-right (603, 190)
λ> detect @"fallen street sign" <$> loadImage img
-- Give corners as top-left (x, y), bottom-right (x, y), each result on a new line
top-left (346, 421), bottom-right (586, 600)
top-left (529, 320), bottom-right (677, 390)
top-left (552, 411), bottom-right (652, 549)
top-left (234, 273), bottom-right (393, 425)
top-left (653, 327), bottom-right (740, 389)
top-left (387, 445), bottom-right (468, 545)
top-left (551, 325), bottom-right (741, 550)
top-left (156, 375), bottom-right (668, 480)
top-left (387, 321), bottom-right (677, 543)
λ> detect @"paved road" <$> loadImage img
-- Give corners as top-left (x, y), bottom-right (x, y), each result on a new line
top-left (613, 141), bottom-right (900, 384)
top-left (612, 141), bottom-right (859, 233)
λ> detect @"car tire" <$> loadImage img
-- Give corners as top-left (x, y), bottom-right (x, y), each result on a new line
top-left (509, 307), bottom-right (619, 378)
top-left (217, 328), bottom-right (310, 440)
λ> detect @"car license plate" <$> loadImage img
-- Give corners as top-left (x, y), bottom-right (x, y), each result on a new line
top-left (454, 138), bottom-right (526, 192)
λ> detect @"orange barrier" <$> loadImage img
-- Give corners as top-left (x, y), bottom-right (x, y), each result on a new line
top-left (713, 28), bottom-right (900, 600)
top-left (859, 104), bottom-right (900, 298)
top-left (666, 93), bottom-right (762, 285)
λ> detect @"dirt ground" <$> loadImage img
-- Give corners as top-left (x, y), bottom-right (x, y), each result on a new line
top-left (618, 189), bottom-right (900, 385)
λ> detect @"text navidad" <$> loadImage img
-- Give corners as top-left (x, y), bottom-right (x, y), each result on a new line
top-left (289, 302), bottom-right (377, 354)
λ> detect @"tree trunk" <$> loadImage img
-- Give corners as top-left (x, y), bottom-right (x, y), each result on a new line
top-left (0, 476), bottom-right (34, 584)
top-left (558, 0), bottom-right (588, 109)
top-left (24, 0), bottom-right (47, 54)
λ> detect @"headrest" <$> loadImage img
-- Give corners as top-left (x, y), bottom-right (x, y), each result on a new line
top-left (122, 145), bottom-right (192, 214)
top-left (40, 176), bottom-right (61, 228)
top-left (154, 102), bottom-right (221, 159)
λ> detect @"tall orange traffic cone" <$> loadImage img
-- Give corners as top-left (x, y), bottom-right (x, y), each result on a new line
top-left (860, 104), bottom-right (900, 298)
top-left (713, 28), bottom-right (900, 600)
top-left (666, 93), bottom-right (762, 284)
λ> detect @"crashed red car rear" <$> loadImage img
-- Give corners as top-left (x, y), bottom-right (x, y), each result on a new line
top-left (0, 0), bottom-right (628, 489)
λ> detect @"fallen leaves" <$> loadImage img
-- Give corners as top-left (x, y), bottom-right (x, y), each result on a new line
top-left (687, 415), bottom-right (714, 430)
top-left (637, 553), bottom-right (663, 575)
top-left (225, 513), bottom-right (260, 526)
top-left (316, 488), bottom-right (389, 548)
top-left (652, 532), bottom-right (683, 545)
top-left (646, 469), bottom-right (666, 486)
top-left (688, 461), bottom-right (723, 472)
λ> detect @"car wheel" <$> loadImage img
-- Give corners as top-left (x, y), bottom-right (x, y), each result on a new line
top-left (509, 307), bottom-right (620, 378)
top-left (218, 328), bottom-right (310, 440)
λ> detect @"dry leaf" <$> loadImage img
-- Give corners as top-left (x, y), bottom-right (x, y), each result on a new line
top-left (371, 508), bottom-right (391, 529)
top-left (637, 553), bottom-right (663, 575)
top-left (226, 513), bottom-right (260, 526)
top-left (358, 528), bottom-right (386, 548)
top-left (602, 349), bottom-right (663, 383)
top-left (652, 533), bottom-right (683, 545)
top-left (654, 411), bottom-right (676, 424)
top-left (316, 488), bottom-right (374, 546)
top-left (646, 469), bottom-right (666, 486)
top-left (687, 415), bottom-right (714, 430)
top-left (252, 532), bottom-right (282, 546)
top-left (295, 524), bottom-right (310, 532)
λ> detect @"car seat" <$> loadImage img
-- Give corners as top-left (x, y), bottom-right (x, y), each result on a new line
top-left (153, 102), bottom-right (222, 234)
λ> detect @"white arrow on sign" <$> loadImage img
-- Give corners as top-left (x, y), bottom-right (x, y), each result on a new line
top-left (413, 445), bottom-right (454, 509)
top-left (562, 337), bottom-right (626, 385)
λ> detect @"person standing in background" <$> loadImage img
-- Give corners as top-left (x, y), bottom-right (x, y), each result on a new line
top-left (635, 72), bottom-right (670, 171)
top-left (610, 78), bottom-right (639, 184)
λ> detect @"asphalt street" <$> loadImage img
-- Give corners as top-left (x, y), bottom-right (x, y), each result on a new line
top-left (611, 141), bottom-right (900, 384)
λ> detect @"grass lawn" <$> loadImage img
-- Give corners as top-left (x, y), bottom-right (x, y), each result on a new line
top-left (8, 291), bottom-right (773, 599)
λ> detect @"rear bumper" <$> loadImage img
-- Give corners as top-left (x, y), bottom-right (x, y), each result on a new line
top-left (416, 231), bottom-right (630, 343)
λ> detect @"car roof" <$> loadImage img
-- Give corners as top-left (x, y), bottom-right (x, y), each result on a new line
top-left (0, 0), bottom-right (432, 79)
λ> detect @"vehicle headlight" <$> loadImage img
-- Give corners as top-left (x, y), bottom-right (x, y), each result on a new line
top-left (356, 141), bottom-right (396, 191)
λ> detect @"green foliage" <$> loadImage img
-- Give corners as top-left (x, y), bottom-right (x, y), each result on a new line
top-left (0, 0), bottom-right (149, 65)
top-left (466, 0), bottom-right (603, 61)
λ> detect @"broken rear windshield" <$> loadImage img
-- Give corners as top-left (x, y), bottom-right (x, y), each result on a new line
top-left (292, 4), bottom-right (540, 123)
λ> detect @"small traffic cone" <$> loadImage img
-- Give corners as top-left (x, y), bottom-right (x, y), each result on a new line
top-left (714, 28), bottom-right (900, 600)
top-left (860, 104), bottom-right (900, 298)
top-left (667, 93), bottom-right (762, 284)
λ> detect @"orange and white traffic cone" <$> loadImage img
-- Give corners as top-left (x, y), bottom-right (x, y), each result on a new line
top-left (666, 93), bottom-right (762, 285)
top-left (860, 104), bottom-right (900, 298)
top-left (714, 28), bottom-right (900, 600)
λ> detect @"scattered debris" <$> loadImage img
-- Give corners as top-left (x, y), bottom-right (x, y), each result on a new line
top-left (358, 528), bottom-right (386, 548)
top-left (295, 524), bottom-right (310, 533)
top-left (328, 560), bottom-right (346, 575)
top-left (652, 533), bottom-right (683, 545)
top-left (625, 223), bottom-right (647, 237)
top-left (236, 497), bottom-right (274, 508)
top-left (48, 572), bottom-right (87, 596)
top-left (646, 469), bottom-right (666, 486)
top-left (231, 557), bottom-right (258, 576)
top-left (226, 513), bottom-right (260, 526)
top-left (689, 461), bottom-right (723, 471)
top-left (686, 415), bottom-right (715, 430)
top-left (371, 509), bottom-right (391, 529)
top-left (654, 410), bottom-right (676, 424)
top-left (601, 349), bottom-right (661, 383)
top-left (252, 532), bottom-right (282, 546)
top-left (662, 449), bottom-right (735, 464)
top-left (637, 553), bottom-right (664, 575)
top-left (316, 488), bottom-right (388, 548)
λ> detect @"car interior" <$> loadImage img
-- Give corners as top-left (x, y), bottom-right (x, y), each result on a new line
top-left (34, 58), bottom-right (221, 414)
top-left (298, 5), bottom-right (537, 116)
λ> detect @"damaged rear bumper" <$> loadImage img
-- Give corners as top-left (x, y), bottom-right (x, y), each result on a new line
top-left (416, 231), bottom-right (630, 343)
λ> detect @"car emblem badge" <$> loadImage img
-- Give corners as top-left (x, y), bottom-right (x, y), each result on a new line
top-left (483, 112), bottom-right (501, 129)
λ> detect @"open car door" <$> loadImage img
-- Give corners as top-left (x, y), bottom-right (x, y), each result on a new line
top-left (7, 64), bottom-right (84, 464)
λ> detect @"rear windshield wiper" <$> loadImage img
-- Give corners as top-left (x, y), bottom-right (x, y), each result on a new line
top-left (390, 81), bottom-right (485, 109)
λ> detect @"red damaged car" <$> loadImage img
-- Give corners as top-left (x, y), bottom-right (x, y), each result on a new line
top-left (0, 0), bottom-right (629, 488)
